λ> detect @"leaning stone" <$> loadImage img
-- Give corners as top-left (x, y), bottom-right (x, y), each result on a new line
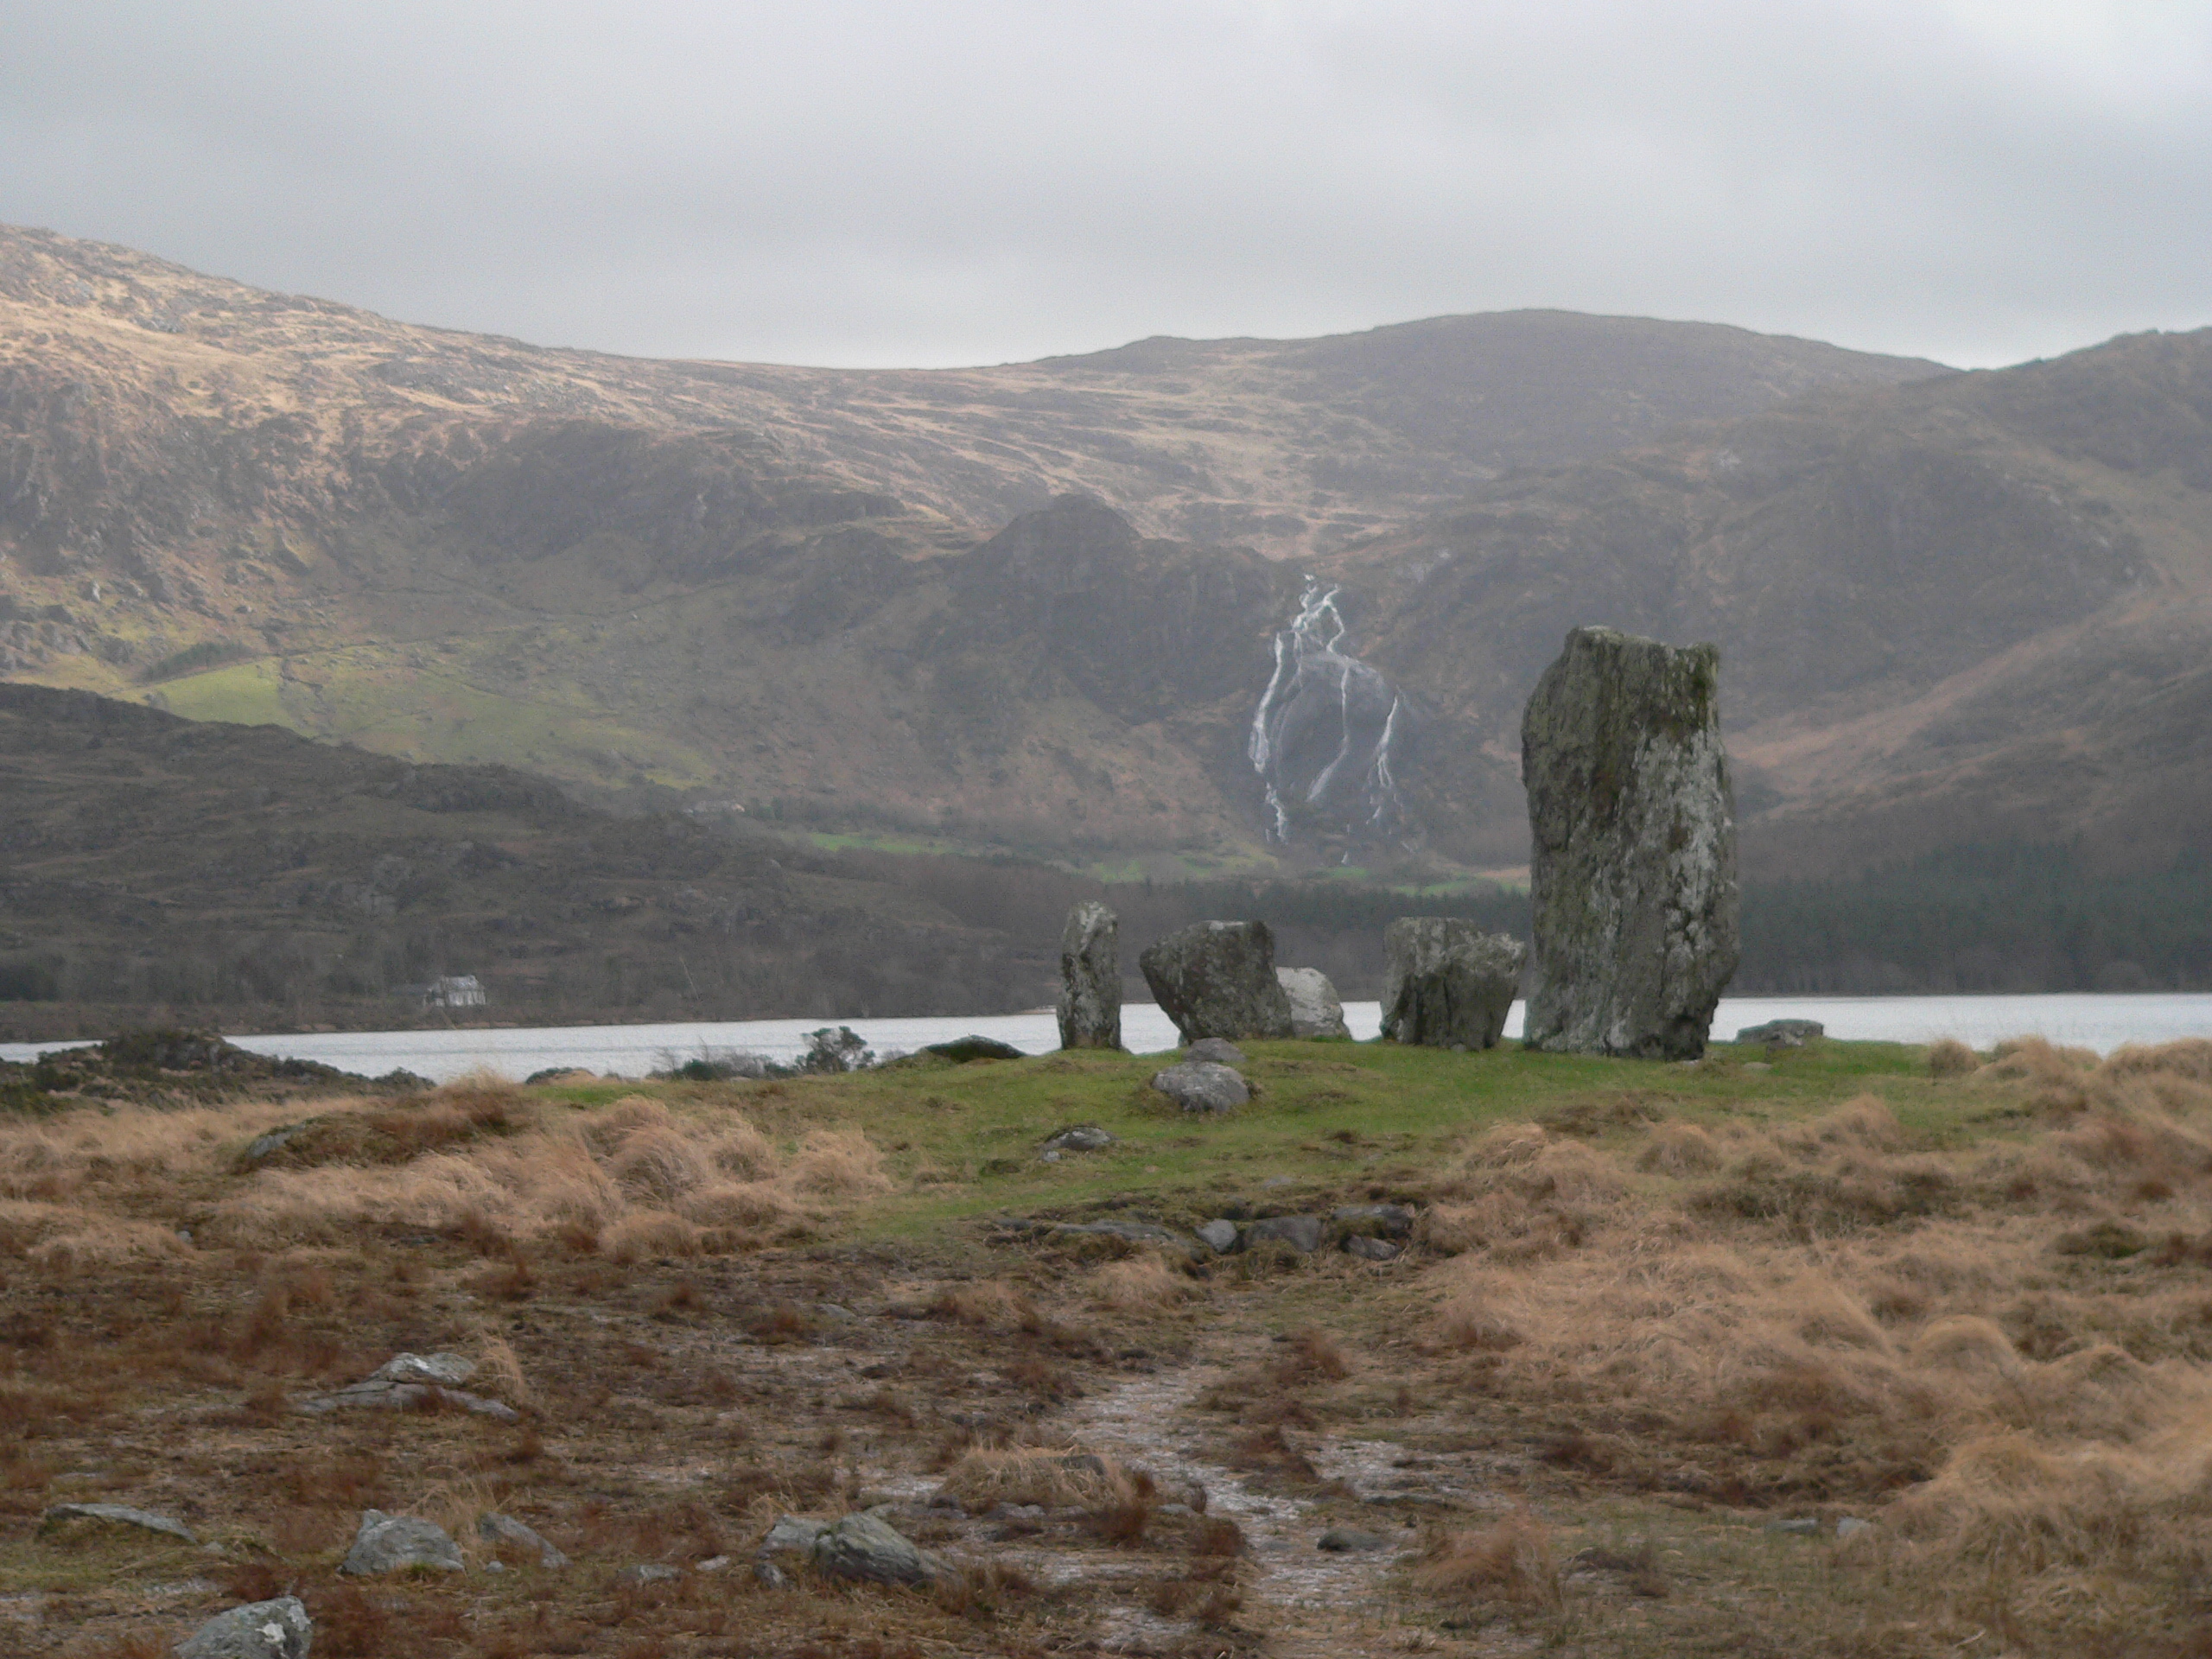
top-left (1150, 1060), bottom-right (1249, 1113)
top-left (1196, 1219), bottom-right (1241, 1253)
top-left (175, 1596), bottom-right (312, 1659)
top-left (1318, 1527), bottom-right (1394, 1553)
top-left (41, 1502), bottom-right (196, 1545)
top-left (340, 1510), bottom-right (464, 1575)
top-left (1522, 626), bottom-right (1740, 1059)
top-left (1043, 1125), bottom-right (1115, 1153)
top-left (478, 1511), bottom-right (569, 1569)
top-left (1245, 1215), bottom-right (1322, 1253)
top-left (1380, 918), bottom-right (1523, 1049)
top-left (1139, 921), bottom-right (1294, 1044)
top-left (1057, 902), bottom-right (1123, 1050)
top-left (924, 1035), bottom-right (1026, 1063)
top-left (1736, 1019), bottom-right (1824, 1047)
top-left (1185, 1038), bottom-right (1247, 1066)
top-left (1332, 1202), bottom-right (1414, 1238)
top-left (1343, 1236), bottom-right (1402, 1262)
top-left (1276, 968), bottom-right (1350, 1039)
top-left (809, 1512), bottom-right (953, 1587)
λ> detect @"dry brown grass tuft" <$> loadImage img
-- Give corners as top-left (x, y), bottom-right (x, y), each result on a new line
top-left (1928, 1037), bottom-right (1979, 1078)
top-left (934, 1446), bottom-right (1130, 1510)
top-left (1089, 1253), bottom-right (1204, 1314)
top-left (1410, 1510), bottom-right (1560, 1605)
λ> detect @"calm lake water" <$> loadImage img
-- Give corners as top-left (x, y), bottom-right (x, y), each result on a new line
top-left (5, 994), bottom-right (2207, 1084)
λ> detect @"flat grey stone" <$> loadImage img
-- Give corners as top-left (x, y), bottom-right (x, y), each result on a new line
top-left (1185, 1038), bottom-right (1246, 1066)
top-left (1737, 1019), bottom-right (1824, 1047)
top-left (1522, 626), bottom-right (1739, 1059)
top-left (1332, 1203), bottom-right (1414, 1238)
top-left (41, 1502), bottom-right (196, 1545)
top-left (758, 1515), bottom-right (827, 1556)
top-left (810, 1512), bottom-right (952, 1587)
top-left (1343, 1235), bottom-right (1402, 1262)
top-left (1276, 967), bottom-right (1350, 1039)
top-left (697, 1555), bottom-right (731, 1572)
top-left (1245, 1215), bottom-right (1322, 1253)
top-left (478, 1511), bottom-right (569, 1569)
top-left (1044, 1125), bottom-right (1115, 1153)
top-left (1057, 902), bottom-right (1122, 1050)
top-left (372, 1351), bottom-right (475, 1386)
top-left (616, 1563), bottom-right (680, 1585)
top-left (296, 1380), bottom-right (518, 1422)
top-left (340, 1510), bottom-right (464, 1575)
top-left (1150, 1060), bottom-right (1248, 1113)
top-left (1196, 1219), bottom-right (1241, 1253)
top-left (1140, 921), bottom-right (1294, 1044)
top-left (1380, 919), bottom-right (1523, 1049)
top-left (175, 1596), bottom-right (311, 1659)
top-left (1318, 1527), bottom-right (1394, 1553)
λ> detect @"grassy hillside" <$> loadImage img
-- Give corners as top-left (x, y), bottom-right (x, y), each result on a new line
top-left (8, 1030), bottom-right (2212, 1656)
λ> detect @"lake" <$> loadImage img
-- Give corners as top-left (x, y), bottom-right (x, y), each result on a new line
top-left (4, 993), bottom-right (2207, 1084)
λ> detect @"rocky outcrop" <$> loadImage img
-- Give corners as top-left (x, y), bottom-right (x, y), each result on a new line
top-left (1056, 902), bottom-right (1122, 1050)
top-left (1139, 921), bottom-right (1294, 1044)
top-left (1521, 626), bottom-right (1739, 1059)
top-left (298, 1351), bottom-right (518, 1421)
top-left (41, 1502), bottom-right (195, 1545)
top-left (1149, 1061), bottom-right (1249, 1113)
top-left (1379, 918), bottom-right (1523, 1048)
top-left (1276, 968), bottom-right (1350, 1039)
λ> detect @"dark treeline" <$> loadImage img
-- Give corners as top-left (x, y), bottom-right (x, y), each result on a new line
top-left (1735, 843), bottom-right (2212, 994)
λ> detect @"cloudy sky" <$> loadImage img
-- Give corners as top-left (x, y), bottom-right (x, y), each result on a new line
top-left (2, 1), bottom-right (2206, 370)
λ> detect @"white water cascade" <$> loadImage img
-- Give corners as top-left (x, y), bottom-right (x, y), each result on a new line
top-left (1247, 579), bottom-right (1408, 847)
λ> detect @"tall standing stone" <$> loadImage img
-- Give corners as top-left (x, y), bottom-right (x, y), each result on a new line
top-left (1521, 626), bottom-right (1739, 1059)
top-left (1379, 918), bottom-right (1524, 1048)
top-left (1057, 902), bottom-right (1122, 1050)
top-left (1139, 921), bottom-right (1295, 1044)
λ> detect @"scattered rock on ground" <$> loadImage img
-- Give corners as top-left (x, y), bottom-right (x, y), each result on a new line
top-left (1057, 901), bottom-right (1122, 1049)
top-left (478, 1511), bottom-right (569, 1569)
top-left (41, 1502), bottom-right (195, 1545)
top-left (374, 1352), bottom-right (475, 1386)
top-left (616, 1563), bottom-right (680, 1585)
top-left (1139, 920), bottom-right (1294, 1044)
top-left (1318, 1527), bottom-right (1394, 1552)
top-left (923, 1035), bottom-right (1026, 1063)
top-left (1343, 1236), bottom-right (1402, 1262)
top-left (340, 1510), bottom-right (465, 1575)
top-left (758, 1515), bottom-right (826, 1559)
top-left (1835, 1516), bottom-right (1873, 1539)
top-left (1050, 1218), bottom-right (1186, 1248)
top-left (1332, 1202), bottom-right (1414, 1238)
top-left (1196, 1218), bottom-right (1241, 1252)
top-left (1522, 626), bottom-right (1740, 1059)
top-left (1379, 917), bottom-right (1524, 1049)
top-left (1150, 1059), bottom-right (1249, 1112)
top-left (175, 1596), bottom-right (312, 1659)
top-left (1043, 1125), bottom-right (1115, 1153)
top-left (1736, 1018), bottom-right (1825, 1046)
top-left (809, 1512), bottom-right (954, 1588)
top-left (1763, 1516), bottom-right (1820, 1536)
top-left (1245, 1215), bottom-right (1322, 1253)
top-left (1275, 967), bottom-right (1350, 1039)
top-left (1185, 1037), bottom-right (1246, 1065)
top-left (299, 1351), bottom-right (518, 1422)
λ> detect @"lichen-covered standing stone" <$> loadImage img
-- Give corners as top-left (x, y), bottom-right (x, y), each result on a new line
top-left (1521, 626), bottom-right (1739, 1058)
top-left (1378, 918), bottom-right (1524, 1048)
top-left (1138, 920), bottom-right (1294, 1043)
top-left (1056, 901), bottom-right (1122, 1049)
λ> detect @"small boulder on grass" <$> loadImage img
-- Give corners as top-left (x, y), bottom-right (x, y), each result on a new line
top-left (810, 1513), bottom-right (955, 1587)
top-left (340, 1510), bottom-right (464, 1575)
top-left (175, 1596), bottom-right (311, 1659)
top-left (1151, 1060), bottom-right (1248, 1113)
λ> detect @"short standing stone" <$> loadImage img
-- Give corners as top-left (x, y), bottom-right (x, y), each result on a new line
top-left (1149, 1061), bottom-right (1249, 1112)
top-left (1522, 626), bottom-right (1740, 1059)
top-left (1057, 902), bottom-right (1122, 1049)
top-left (810, 1512), bottom-right (953, 1587)
top-left (1139, 921), bottom-right (1294, 1044)
top-left (175, 1596), bottom-right (312, 1659)
top-left (340, 1510), bottom-right (465, 1575)
top-left (1276, 968), bottom-right (1351, 1039)
top-left (1379, 918), bottom-right (1524, 1048)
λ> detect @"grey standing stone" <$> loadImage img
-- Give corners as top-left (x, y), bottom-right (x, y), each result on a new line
top-left (1185, 1038), bottom-right (1246, 1066)
top-left (1196, 1219), bottom-right (1241, 1253)
top-left (1245, 1215), bottom-right (1322, 1253)
top-left (810, 1512), bottom-right (953, 1587)
top-left (175, 1597), bottom-right (312, 1659)
top-left (339, 1510), bottom-right (464, 1575)
top-left (1275, 967), bottom-right (1350, 1039)
top-left (1379, 919), bottom-right (1524, 1049)
top-left (1139, 921), bottom-right (1294, 1043)
top-left (1149, 1060), bottom-right (1249, 1112)
top-left (1522, 626), bottom-right (1740, 1060)
top-left (1057, 902), bottom-right (1122, 1049)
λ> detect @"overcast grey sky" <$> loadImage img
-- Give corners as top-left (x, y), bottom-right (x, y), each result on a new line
top-left (3, 1), bottom-right (2207, 370)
